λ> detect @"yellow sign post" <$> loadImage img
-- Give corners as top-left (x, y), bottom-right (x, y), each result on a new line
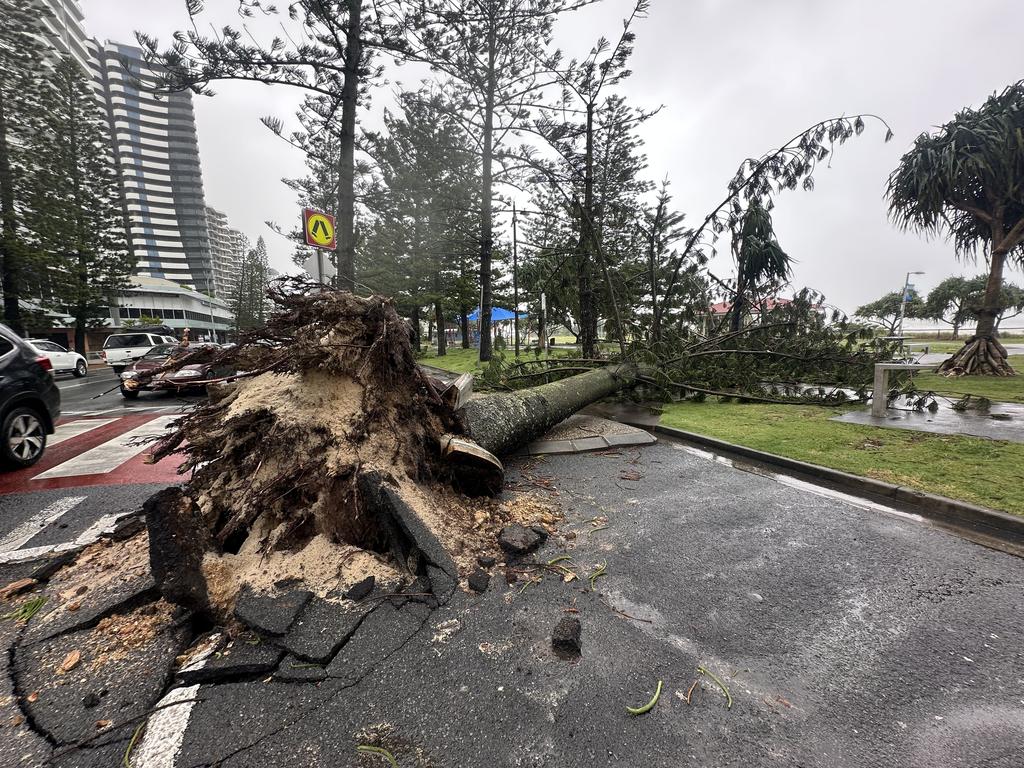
top-left (302, 208), bottom-right (336, 250)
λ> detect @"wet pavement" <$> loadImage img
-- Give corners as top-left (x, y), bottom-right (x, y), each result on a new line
top-left (834, 401), bottom-right (1024, 443)
top-left (2, 436), bottom-right (1021, 767)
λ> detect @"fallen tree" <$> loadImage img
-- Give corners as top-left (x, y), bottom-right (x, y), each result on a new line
top-left (137, 282), bottom-right (637, 621)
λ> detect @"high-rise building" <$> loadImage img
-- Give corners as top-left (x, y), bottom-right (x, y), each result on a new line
top-left (205, 206), bottom-right (247, 302)
top-left (34, 0), bottom-right (93, 72)
top-left (91, 42), bottom-right (215, 294)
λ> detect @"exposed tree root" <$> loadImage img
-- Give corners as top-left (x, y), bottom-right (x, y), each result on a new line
top-left (937, 335), bottom-right (1016, 376)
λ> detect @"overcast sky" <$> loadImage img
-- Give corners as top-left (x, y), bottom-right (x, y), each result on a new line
top-left (81, 0), bottom-right (1024, 315)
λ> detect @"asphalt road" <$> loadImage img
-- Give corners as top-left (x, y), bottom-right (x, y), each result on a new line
top-left (1, 388), bottom-right (1022, 767)
top-left (105, 440), bottom-right (1024, 768)
top-left (54, 365), bottom-right (207, 416)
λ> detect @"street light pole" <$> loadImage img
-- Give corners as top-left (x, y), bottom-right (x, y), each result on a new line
top-left (897, 270), bottom-right (925, 338)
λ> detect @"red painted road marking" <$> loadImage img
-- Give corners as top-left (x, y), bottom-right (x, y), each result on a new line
top-left (0, 414), bottom-right (186, 495)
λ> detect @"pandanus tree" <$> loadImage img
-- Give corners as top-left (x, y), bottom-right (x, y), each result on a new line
top-left (887, 81), bottom-right (1024, 375)
top-left (729, 200), bottom-right (790, 332)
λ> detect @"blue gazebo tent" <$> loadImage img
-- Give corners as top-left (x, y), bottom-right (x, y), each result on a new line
top-left (466, 307), bottom-right (527, 322)
top-left (465, 306), bottom-right (529, 347)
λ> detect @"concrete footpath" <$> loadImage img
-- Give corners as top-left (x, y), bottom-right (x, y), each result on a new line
top-left (2, 440), bottom-right (1022, 767)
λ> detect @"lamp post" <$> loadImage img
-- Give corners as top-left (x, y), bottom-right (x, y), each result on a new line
top-left (897, 270), bottom-right (924, 338)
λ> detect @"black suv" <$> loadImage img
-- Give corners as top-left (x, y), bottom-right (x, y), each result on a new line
top-left (0, 324), bottom-right (61, 469)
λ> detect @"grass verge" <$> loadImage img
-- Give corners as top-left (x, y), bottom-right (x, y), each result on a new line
top-left (419, 346), bottom-right (574, 374)
top-left (908, 355), bottom-right (1024, 403)
top-left (660, 401), bottom-right (1024, 516)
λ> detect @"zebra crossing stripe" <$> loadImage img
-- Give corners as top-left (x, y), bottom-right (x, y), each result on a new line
top-left (32, 415), bottom-right (177, 480)
top-left (48, 418), bottom-right (118, 446)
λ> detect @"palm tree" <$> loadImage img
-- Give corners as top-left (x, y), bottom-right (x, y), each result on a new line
top-left (729, 201), bottom-right (791, 332)
top-left (887, 81), bottom-right (1024, 375)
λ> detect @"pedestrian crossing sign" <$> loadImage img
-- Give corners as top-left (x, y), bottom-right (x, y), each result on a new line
top-left (302, 208), bottom-right (336, 250)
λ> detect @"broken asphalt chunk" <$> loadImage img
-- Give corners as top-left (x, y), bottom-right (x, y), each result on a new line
top-left (497, 524), bottom-right (546, 556)
top-left (343, 576), bottom-right (375, 602)
top-left (233, 584), bottom-right (313, 636)
top-left (279, 596), bottom-right (366, 664)
top-left (467, 569), bottom-right (490, 593)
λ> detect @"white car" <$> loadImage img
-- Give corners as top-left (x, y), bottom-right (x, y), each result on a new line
top-left (100, 331), bottom-right (179, 374)
top-left (24, 339), bottom-right (89, 378)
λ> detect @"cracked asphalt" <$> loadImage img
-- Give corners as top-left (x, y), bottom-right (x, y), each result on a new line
top-left (3, 436), bottom-right (1023, 767)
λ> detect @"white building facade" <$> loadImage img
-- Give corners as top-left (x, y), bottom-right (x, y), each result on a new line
top-left (91, 42), bottom-right (216, 295)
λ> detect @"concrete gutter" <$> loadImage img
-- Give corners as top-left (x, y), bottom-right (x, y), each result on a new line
top-left (652, 423), bottom-right (1024, 555)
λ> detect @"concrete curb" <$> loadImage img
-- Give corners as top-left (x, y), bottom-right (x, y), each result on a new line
top-left (652, 424), bottom-right (1024, 549)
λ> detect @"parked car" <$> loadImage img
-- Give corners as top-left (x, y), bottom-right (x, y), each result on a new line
top-left (100, 326), bottom-right (178, 374)
top-left (119, 343), bottom-right (230, 400)
top-left (0, 324), bottom-right (61, 469)
top-left (25, 339), bottom-right (88, 378)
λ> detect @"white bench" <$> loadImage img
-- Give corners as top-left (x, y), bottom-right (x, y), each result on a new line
top-left (871, 362), bottom-right (939, 417)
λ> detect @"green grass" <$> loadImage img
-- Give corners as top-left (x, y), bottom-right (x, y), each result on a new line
top-left (661, 401), bottom-right (1024, 515)
top-left (418, 346), bottom-right (575, 375)
top-left (418, 347), bottom-right (487, 374)
top-left (908, 355), bottom-right (1024, 403)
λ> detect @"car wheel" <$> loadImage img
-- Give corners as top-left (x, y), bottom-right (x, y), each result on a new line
top-left (120, 385), bottom-right (140, 400)
top-left (112, 366), bottom-right (125, 375)
top-left (1, 407), bottom-right (47, 469)
top-left (73, 359), bottom-right (88, 378)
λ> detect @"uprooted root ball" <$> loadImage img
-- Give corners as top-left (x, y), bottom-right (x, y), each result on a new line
top-left (145, 284), bottom-right (533, 618)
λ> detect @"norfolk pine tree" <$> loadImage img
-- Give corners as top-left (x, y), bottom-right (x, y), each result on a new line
top-left (22, 57), bottom-right (133, 353)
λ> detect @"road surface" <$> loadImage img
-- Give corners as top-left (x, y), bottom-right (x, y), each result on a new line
top-left (0, 373), bottom-right (1021, 767)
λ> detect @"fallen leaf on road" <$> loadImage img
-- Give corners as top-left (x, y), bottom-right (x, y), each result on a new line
top-left (56, 650), bottom-right (81, 674)
top-left (26, 692), bottom-right (38, 703)
top-left (95, 719), bottom-right (112, 729)
top-left (10, 714), bottom-right (24, 727)
top-left (66, 601), bottom-right (81, 612)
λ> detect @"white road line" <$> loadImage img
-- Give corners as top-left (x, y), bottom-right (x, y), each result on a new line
top-left (131, 635), bottom-right (221, 767)
top-left (0, 496), bottom-right (86, 554)
top-left (0, 510), bottom-right (135, 564)
top-left (48, 418), bottom-right (117, 446)
top-left (32, 415), bottom-right (176, 480)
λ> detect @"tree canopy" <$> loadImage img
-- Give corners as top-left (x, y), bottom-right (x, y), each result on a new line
top-left (888, 80), bottom-right (1024, 373)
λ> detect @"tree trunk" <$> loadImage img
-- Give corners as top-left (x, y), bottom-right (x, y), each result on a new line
top-left (0, 86), bottom-right (24, 335)
top-left (477, 28), bottom-right (497, 363)
top-left (729, 271), bottom-right (746, 334)
top-left (410, 305), bottom-right (421, 352)
top-left (577, 102), bottom-right (598, 359)
top-left (460, 364), bottom-right (637, 458)
top-left (647, 221), bottom-right (660, 344)
top-left (435, 300), bottom-right (446, 356)
top-left (335, 0), bottom-right (362, 291)
top-left (939, 246), bottom-right (1014, 375)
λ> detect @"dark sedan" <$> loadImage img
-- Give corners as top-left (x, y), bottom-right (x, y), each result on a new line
top-left (118, 343), bottom-right (231, 400)
top-left (0, 324), bottom-right (61, 469)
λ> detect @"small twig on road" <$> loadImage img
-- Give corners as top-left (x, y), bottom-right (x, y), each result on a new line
top-left (626, 680), bottom-right (663, 716)
top-left (685, 679), bottom-right (699, 704)
top-left (698, 666), bottom-right (733, 710)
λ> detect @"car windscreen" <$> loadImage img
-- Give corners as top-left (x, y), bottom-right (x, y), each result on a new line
top-left (141, 343), bottom-right (181, 361)
top-left (103, 334), bottom-right (152, 349)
